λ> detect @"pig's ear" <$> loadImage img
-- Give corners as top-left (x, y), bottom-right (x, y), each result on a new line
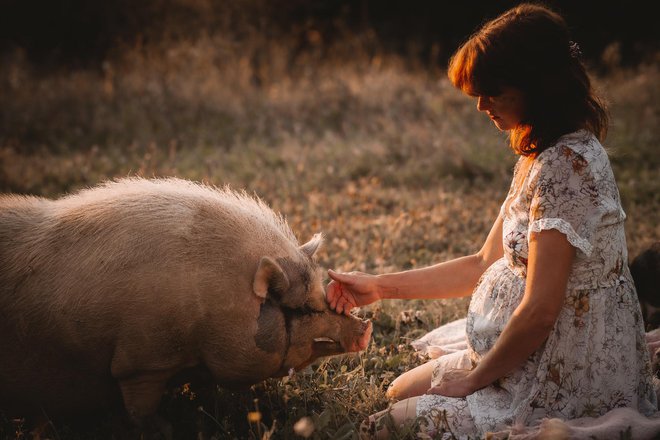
top-left (253, 256), bottom-right (290, 300)
top-left (300, 233), bottom-right (323, 259)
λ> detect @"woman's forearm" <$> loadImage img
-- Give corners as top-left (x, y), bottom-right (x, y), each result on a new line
top-left (376, 254), bottom-right (492, 300)
top-left (375, 216), bottom-right (504, 301)
top-left (469, 307), bottom-right (556, 389)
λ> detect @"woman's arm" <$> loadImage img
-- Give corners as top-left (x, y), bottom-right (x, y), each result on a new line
top-left (429, 228), bottom-right (575, 397)
top-left (377, 215), bottom-right (504, 300)
top-left (327, 215), bottom-right (504, 314)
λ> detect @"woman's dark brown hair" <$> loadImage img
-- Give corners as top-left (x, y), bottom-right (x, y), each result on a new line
top-left (448, 3), bottom-right (608, 156)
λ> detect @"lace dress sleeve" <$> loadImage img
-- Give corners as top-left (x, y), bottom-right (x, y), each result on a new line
top-left (526, 145), bottom-right (601, 256)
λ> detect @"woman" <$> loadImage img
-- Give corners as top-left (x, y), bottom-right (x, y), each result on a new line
top-left (325, 3), bottom-right (657, 438)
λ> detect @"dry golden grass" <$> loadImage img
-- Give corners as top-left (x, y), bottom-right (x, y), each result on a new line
top-left (0, 38), bottom-right (658, 439)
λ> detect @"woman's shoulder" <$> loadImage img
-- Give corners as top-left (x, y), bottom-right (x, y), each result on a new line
top-left (533, 129), bottom-right (610, 175)
top-left (538, 129), bottom-right (604, 162)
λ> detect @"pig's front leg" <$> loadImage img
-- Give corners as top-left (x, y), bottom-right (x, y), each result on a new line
top-left (117, 370), bottom-right (177, 439)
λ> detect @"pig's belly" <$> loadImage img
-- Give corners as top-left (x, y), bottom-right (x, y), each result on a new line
top-left (0, 328), bottom-right (120, 417)
top-left (1, 370), bottom-right (120, 418)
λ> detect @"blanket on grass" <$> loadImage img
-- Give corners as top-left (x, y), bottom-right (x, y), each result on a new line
top-left (411, 319), bottom-right (660, 439)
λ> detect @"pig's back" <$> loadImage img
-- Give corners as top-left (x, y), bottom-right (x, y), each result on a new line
top-left (1, 178), bottom-right (297, 308)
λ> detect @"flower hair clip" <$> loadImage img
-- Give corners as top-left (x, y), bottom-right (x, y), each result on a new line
top-left (569, 40), bottom-right (582, 59)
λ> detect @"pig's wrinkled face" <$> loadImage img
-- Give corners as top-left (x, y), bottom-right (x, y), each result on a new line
top-left (252, 235), bottom-right (372, 377)
top-left (272, 258), bottom-right (372, 375)
top-left (282, 307), bottom-right (373, 374)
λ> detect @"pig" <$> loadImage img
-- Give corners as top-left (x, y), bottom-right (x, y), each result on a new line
top-left (0, 177), bottom-right (372, 429)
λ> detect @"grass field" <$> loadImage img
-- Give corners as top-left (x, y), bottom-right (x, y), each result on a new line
top-left (0, 39), bottom-right (658, 439)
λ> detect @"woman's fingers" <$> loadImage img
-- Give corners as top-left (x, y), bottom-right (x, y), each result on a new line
top-left (426, 382), bottom-right (465, 397)
top-left (325, 281), bottom-right (341, 308)
top-left (344, 300), bottom-right (355, 315)
top-left (326, 269), bottom-right (366, 313)
top-left (326, 279), bottom-right (353, 314)
top-left (426, 369), bottom-right (477, 398)
top-left (327, 270), bottom-right (353, 312)
top-left (441, 369), bottom-right (470, 381)
top-left (327, 269), bottom-right (357, 285)
top-left (426, 386), bottom-right (444, 395)
top-left (336, 296), bottom-right (349, 315)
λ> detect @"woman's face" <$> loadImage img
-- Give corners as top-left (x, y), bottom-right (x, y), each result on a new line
top-left (475, 87), bottom-right (525, 131)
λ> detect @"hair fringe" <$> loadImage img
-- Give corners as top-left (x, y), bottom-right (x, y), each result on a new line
top-left (448, 3), bottom-right (609, 156)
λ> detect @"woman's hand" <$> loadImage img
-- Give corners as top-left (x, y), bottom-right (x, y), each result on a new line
top-left (426, 369), bottom-right (483, 398)
top-left (325, 270), bottom-right (382, 315)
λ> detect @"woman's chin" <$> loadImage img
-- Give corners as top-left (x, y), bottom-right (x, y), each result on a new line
top-left (492, 120), bottom-right (512, 131)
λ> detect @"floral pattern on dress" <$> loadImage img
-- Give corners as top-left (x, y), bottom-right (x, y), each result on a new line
top-left (416, 130), bottom-right (657, 437)
top-left (504, 230), bottom-right (528, 273)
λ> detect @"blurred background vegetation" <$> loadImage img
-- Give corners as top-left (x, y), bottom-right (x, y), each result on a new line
top-left (1, 0), bottom-right (657, 68)
top-left (0, 1), bottom-right (658, 438)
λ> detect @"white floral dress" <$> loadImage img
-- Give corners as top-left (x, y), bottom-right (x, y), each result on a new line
top-left (416, 130), bottom-right (657, 438)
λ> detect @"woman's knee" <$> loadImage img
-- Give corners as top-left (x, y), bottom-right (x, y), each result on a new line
top-left (386, 361), bottom-right (434, 400)
top-left (386, 375), bottom-right (409, 400)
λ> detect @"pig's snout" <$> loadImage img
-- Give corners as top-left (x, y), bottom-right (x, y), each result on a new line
top-left (347, 319), bottom-right (372, 352)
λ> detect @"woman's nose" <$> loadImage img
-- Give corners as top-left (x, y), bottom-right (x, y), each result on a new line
top-left (476, 96), bottom-right (491, 112)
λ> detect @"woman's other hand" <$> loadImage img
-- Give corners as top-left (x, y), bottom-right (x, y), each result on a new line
top-left (325, 270), bottom-right (381, 315)
top-left (426, 369), bottom-right (482, 398)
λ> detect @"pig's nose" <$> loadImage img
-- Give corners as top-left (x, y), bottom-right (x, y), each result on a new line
top-left (361, 319), bottom-right (372, 334)
top-left (357, 320), bottom-right (373, 351)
